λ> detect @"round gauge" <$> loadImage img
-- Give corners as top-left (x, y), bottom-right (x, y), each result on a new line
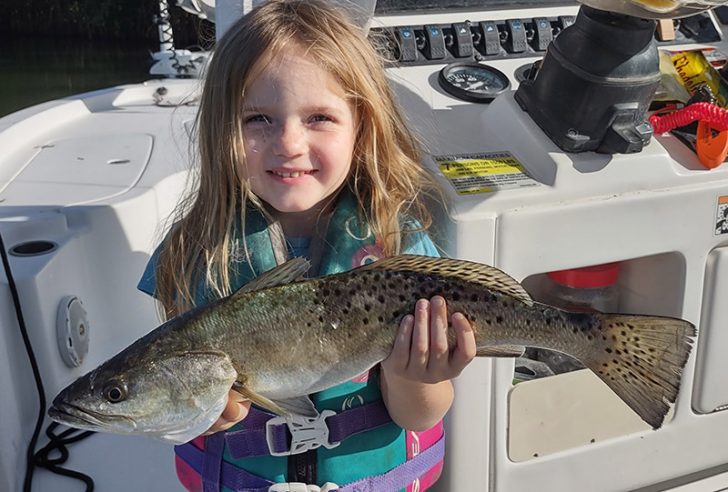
top-left (438, 62), bottom-right (511, 103)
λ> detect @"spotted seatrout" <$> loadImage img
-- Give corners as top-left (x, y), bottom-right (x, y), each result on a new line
top-left (49, 255), bottom-right (695, 443)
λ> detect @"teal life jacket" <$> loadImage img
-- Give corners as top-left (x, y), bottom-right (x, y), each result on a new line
top-left (138, 190), bottom-right (445, 492)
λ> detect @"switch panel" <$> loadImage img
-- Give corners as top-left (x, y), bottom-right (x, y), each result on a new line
top-left (370, 11), bottom-right (720, 67)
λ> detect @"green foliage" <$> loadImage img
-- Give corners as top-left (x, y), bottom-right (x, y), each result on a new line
top-left (5, 0), bottom-right (208, 44)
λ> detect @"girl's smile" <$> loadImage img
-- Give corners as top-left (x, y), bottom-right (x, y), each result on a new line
top-left (241, 47), bottom-right (357, 233)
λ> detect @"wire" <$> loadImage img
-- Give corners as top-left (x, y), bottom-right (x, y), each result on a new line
top-left (0, 231), bottom-right (95, 491)
top-left (33, 423), bottom-right (95, 492)
top-left (0, 232), bottom-right (47, 492)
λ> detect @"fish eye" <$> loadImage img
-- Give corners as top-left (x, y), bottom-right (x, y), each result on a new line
top-left (103, 381), bottom-right (128, 404)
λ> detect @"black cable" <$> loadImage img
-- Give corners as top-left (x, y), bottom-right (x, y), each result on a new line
top-left (0, 231), bottom-right (94, 491)
top-left (33, 423), bottom-right (95, 492)
top-left (0, 232), bottom-right (47, 492)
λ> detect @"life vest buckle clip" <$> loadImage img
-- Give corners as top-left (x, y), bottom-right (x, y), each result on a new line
top-left (266, 409), bottom-right (340, 456)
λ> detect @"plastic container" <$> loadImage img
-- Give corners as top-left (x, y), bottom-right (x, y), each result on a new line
top-left (544, 262), bottom-right (621, 313)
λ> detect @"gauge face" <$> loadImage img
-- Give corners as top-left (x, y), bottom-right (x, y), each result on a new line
top-left (438, 62), bottom-right (511, 103)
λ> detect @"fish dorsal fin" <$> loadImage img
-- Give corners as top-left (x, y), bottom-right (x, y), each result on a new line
top-left (360, 255), bottom-right (533, 306)
top-left (234, 257), bottom-right (311, 296)
top-left (476, 345), bottom-right (525, 357)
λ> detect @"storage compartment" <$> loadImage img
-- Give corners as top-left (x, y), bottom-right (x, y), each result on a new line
top-left (693, 246), bottom-right (728, 414)
top-left (508, 252), bottom-right (685, 462)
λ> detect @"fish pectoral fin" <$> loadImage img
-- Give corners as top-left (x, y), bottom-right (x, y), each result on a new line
top-left (272, 396), bottom-right (319, 418)
top-left (476, 345), bottom-right (525, 357)
top-left (232, 385), bottom-right (318, 418)
top-left (233, 257), bottom-right (311, 296)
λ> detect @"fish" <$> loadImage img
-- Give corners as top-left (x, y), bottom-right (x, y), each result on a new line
top-left (49, 255), bottom-right (696, 443)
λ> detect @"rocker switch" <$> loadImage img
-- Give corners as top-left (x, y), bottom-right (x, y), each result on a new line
top-left (452, 22), bottom-right (473, 58)
top-left (396, 27), bottom-right (418, 62)
top-left (506, 19), bottom-right (527, 53)
top-left (532, 17), bottom-right (553, 51)
top-left (558, 16), bottom-right (576, 30)
top-left (479, 21), bottom-right (500, 55)
top-left (424, 25), bottom-right (447, 60)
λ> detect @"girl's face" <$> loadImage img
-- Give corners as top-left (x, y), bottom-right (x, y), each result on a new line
top-left (241, 48), bottom-right (357, 222)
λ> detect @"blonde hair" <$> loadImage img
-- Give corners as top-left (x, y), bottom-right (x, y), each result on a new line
top-left (155, 0), bottom-right (438, 317)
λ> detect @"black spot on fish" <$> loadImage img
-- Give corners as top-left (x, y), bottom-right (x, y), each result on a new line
top-left (378, 316), bottom-right (384, 323)
top-left (606, 348), bottom-right (612, 353)
top-left (343, 309), bottom-right (349, 315)
top-left (323, 289), bottom-right (330, 296)
top-left (363, 318), bottom-right (369, 325)
top-left (496, 316), bottom-right (504, 324)
top-left (364, 304), bottom-right (371, 312)
top-left (318, 316), bottom-right (324, 323)
top-left (373, 274), bottom-right (381, 282)
top-left (452, 292), bottom-right (460, 301)
top-left (378, 295), bottom-right (385, 304)
top-left (471, 294), bottom-right (478, 302)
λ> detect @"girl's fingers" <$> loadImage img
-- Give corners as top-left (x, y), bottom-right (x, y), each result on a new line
top-left (204, 393), bottom-right (251, 435)
top-left (387, 314), bottom-right (414, 372)
top-left (411, 299), bottom-right (430, 370)
top-left (449, 312), bottom-right (477, 371)
top-left (428, 296), bottom-right (450, 368)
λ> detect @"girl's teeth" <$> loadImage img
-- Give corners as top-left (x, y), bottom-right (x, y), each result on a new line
top-left (275, 171), bottom-right (304, 178)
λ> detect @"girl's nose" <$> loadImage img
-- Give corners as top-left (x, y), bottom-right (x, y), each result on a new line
top-left (273, 121), bottom-right (306, 157)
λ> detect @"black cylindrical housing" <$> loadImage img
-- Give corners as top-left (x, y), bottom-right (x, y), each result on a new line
top-left (514, 6), bottom-right (660, 154)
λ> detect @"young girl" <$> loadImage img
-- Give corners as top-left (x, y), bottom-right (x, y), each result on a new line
top-left (138, 1), bottom-right (476, 490)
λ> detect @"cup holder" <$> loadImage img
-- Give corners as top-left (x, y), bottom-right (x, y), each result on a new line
top-left (9, 240), bottom-right (57, 257)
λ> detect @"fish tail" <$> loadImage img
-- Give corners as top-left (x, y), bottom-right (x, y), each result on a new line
top-left (585, 313), bottom-right (696, 429)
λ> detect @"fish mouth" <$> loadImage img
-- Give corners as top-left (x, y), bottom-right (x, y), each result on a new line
top-left (48, 402), bottom-right (136, 432)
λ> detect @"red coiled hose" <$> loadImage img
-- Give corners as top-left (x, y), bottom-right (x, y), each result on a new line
top-left (649, 102), bottom-right (728, 134)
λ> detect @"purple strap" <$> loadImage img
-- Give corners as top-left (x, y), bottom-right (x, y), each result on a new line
top-left (175, 434), bottom-right (445, 492)
top-left (339, 435), bottom-right (445, 492)
top-left (203, 433), bottom-right (225, 492)
top-left (176, 441), bottom-right (273, 492)
top-left (225, 401), bottom-right (392, 459)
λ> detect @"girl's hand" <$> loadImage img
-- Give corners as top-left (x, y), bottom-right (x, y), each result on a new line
top-left (381, 296), bottom-right (477, 384)
top-left (202, 390), bottom-right (251, 435)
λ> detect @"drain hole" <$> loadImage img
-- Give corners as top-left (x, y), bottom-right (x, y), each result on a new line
top-left (10, 240), bottom-right (57, 256)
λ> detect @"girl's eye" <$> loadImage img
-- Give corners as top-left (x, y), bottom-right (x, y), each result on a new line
top-left (310, 114), bottom-right (333, 123)
top-left (244, 114), bottom-right (271, 125)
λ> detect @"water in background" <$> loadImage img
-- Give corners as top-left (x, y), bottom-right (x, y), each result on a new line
top-left (1, 35), bottom-right (154, 117)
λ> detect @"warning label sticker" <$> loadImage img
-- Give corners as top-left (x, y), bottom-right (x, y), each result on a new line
top-left (435, 152), bottom-right (540, 195)
top-left (716, 195), bottom-right (728, 235)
